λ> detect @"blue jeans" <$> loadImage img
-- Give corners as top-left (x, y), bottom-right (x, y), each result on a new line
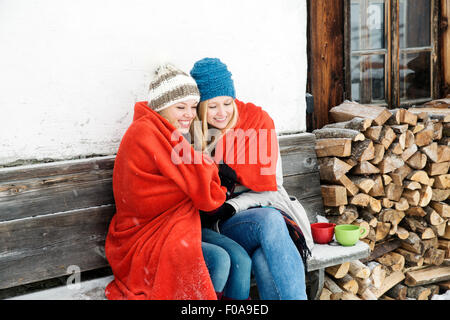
top-left (219, 207), bottom-right (307, 300)
top-left (201, 228), bottom-right (252, 299)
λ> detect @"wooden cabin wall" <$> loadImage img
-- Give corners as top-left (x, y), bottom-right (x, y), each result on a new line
top-left (307, 0), bottom-right (345, 131)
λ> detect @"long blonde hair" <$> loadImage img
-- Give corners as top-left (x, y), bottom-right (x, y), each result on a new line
top-left (197, 100), bottom-right (239, 153)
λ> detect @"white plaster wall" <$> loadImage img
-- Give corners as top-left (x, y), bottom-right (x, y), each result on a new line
top-left (0, 0), bottom-right (308, 165)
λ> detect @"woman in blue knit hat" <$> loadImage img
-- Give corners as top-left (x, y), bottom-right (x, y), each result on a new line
top-left (191, 58), bottom-right (314, 300)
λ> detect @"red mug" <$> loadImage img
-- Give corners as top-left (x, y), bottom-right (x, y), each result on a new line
top-left (310, 222), bottom-right (336, 244)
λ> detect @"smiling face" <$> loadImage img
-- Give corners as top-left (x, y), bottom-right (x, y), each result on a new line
top-left (159, 99), bottom-right (198, 134)
top-left (204, 96), bottom-right (235, 130)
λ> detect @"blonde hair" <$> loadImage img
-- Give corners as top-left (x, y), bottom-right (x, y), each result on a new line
top-left (197, 99), bottom-right (239, 153)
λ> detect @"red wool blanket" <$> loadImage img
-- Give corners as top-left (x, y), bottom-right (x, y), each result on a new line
top-left (105, 101), bottom-right (226, 300)
top-left (214, 99), bottom-right (279, 192)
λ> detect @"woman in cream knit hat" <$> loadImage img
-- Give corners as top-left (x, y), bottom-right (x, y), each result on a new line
top-left (104, 63), bottom-right (250, 300)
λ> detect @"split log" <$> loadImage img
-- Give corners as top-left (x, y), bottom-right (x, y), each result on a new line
top-left (405, 206), bottom-right (426, 218)
top-left (325, 262), bottom-right (350, 279)
top-left (352, 160), bottom-right (381, 175)
top-left (430, 201), bottom-right (450, 218)
top-left (438, 239), bottom-right (450, 259)
top-left (379, 209), bottom-right (405, 226)
top-left (418, 185), bottom-right (433, 207)
top-left (377, 152), bottom-right (404, 174)
top-left (376, 222), bottom-right (391, 242)
top-left (401, 217), bottom-right (435, 240)
top-left (402, 144), bottom-right (418, 161)
top-left (408, 107), bottom-right (450, 122)
top-left (313, 128), bottom-right (365, 141)
top-left (405, 130), bottom-right (415, 148)
top-left (415, 124), bottom-right (435, 147)
top-left (437, 145), bottom-right (450, 163)
top-left (402, 189), bottom-right (420, 206)
top-left (371, 271), bottom-right (405, 298)
top-left (319, 287), bottom-right (332, 300)
top-left (400, 232), bottom-right (424, 254)
top-left (337, 175), bottom-right (360, 196)
top-left (404, 265), bottom-right (450, 286)
top-left (421, 142), bottom-right (438, 163)
top-left (364, 126), bottom-right (383, 141)
top-left (341, 292), bottom-right (362, 300)
top-left (430, 221), bottom-right (448, 237)
top-left (360, 287), bottom-right (378, 300)
top-left (404, 180), bottom-right (422, 190)
top-left (388, 108), bottom-right (418, 126)
top-left (359, 209), bottom-right (378, 228)
top-left (349, 193), bottom-right (371, 207)
top-left (321, 185), bottom-right (348, 207)
top-left (389, 164), bottom-right (412, 186)
top-left (407, 286), bottom-right (431, 300)
top-left (368, 175), bottom-right (385, 197)
top-left (386, 283), bottom-right (407, 300)
top-left (407, 170), bottom-right (433, 186)
top-left (362, 239), bottom-right (402, 263)
top-left (423, 248), bottom-right (446, 266)
top-left (352, 219), bottom-right (370, 239)
top-left (394, 198), bottom-right (409, 211)
top-left (431, 188), bottom-right (450, 202)
top-left (378, 126), bottom-right (397, 150)
top-left (382, 197), bottom-right (394, 209)
top-left (433, 174), bottom-right (450, 189)
top-left (385, 183), bottom-right (404, 202)
top-left (390, 124), bottom-right (409, 134)
top-left (348, 260), bottom-right (370, 279)
top-left (334, 274), bottom-right (359, 295)
top-left (425, 207), bottom-right (445, 226)
top-left (395, 248), bottom-right (424, 268)
top-left (376, 252), bottom-right (405, 272)
top-left (367, 261), bottom-right (386, 289)
top-left (330, 101), bottom-right (392, 126)
top-left (443, 223), bottom-right (450, 240)
top-left (323, 275), bottom-right (344, 300)
top-left (350, 176), bottom-right (375, 193)
top-left (351, 140), bottom-right (375, 162)
top-left (315, 138), bottom-right (352, 157)
top-left (327, 206), bottom-right (359, 225)
top-left (371, 143), bottom-right (385, 164)
top-left (395, 226), bottom-right (410, 240)
top-left (318, 157), bottom-right (354, 182)
top-left (426, 161), bottom-right (450, 176)
top-left (406, 151), bottom-right (427, 169)
top-left (323, 117), bottom-right (373, 132)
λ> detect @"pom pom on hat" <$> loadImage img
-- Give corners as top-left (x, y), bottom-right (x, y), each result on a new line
top-left (148, 63), bottom-right (200, 112)
top-left (190, 58), bottom-right (236, 102)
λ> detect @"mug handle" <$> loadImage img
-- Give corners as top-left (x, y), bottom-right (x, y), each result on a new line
top-left (359, 226), bottom-right (368, 238)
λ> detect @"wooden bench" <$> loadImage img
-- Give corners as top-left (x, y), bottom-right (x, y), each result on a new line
top-left (0, 132), bottom-right (369, 300)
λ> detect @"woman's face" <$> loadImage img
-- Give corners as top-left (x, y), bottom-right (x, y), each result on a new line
top-left (205, 96), bottom-right (234, 130)
top-left (160, 99), bottom-right (198, 134)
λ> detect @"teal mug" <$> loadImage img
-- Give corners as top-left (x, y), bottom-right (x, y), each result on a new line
top-left (334, 224), bottom-right (368, 246)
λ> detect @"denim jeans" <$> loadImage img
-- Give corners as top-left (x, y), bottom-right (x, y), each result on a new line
top-left (219, 207), bottom-right (307, 300)
top-left (201, 228), bottom-right (252, 299)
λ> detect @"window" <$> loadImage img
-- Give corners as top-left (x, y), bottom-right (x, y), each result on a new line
top-left (344, 0), bottom-right (439, 108)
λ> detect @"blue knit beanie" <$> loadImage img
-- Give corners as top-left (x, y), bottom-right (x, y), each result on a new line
top-left (190, 58), bottom-right (236, 102)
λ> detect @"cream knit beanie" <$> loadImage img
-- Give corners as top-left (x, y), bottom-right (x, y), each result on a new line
top-left (148, 64), bottom-right (200, 112)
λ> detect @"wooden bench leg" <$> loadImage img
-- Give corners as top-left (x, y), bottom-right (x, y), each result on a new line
top-left (307, 269), bottom-right (324, 300)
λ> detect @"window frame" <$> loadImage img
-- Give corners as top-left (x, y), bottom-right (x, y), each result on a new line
top-left (344, 0), bottom-right (439, 108)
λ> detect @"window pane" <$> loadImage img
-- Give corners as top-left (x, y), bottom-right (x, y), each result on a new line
top-left (399, 0), bottom-right (430, 48)
top-left (351, 0), bottom-right (385, 51)
top-left (399, 52), bottom-right (431, 100)
top-left (351, 54), bottom-right (385, 103)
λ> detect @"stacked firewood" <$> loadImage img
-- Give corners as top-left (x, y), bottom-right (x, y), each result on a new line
top-left (314, 100), bottom-right (450, 300)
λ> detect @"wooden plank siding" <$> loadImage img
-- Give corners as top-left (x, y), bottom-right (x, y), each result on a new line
top-left (0, 133), bottom-right (323, 290)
